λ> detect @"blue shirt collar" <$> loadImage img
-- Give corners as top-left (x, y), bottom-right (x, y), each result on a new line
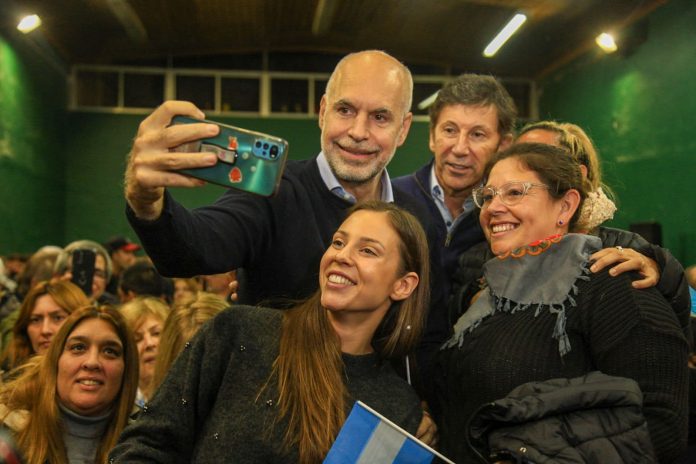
top-left (316, 152), bottom-right (394, 204)
top-left (429, 163), bottom-right (477, 231)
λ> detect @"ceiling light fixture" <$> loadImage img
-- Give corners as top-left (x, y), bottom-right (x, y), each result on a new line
top-left (417, 90), bottom-right (440, 111)
top-left (596, 32), bottom-right (618, 53)
top-left (17, 14), bottom-right (42, 33)
top-left (483, 13), bottom-right (527, 58)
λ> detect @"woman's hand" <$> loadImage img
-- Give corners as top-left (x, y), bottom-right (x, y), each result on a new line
top-left (590, 246), bottom-right (660, 289)
top-left (416, 402), bottom-right (438, 447)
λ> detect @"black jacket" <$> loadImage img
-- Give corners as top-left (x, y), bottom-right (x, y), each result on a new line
top-left (467, 371), bottom-right (657, 463)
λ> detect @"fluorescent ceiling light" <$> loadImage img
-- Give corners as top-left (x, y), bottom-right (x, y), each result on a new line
top-left (596, 32), bottom-right (618, 53)
top-left (17, 14), bottom-right (42, 33)
top-left (483, 13), bottom-right (527, 58)
top-left (417, 90), bottom-right (440, 110)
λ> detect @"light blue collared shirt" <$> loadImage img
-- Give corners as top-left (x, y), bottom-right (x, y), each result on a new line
top-left (429, 164), bottom-right (476, 233)
top-left (316, 152), bottom-right (394, 204)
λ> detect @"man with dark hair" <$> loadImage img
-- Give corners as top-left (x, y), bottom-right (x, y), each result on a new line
top-left (393, 74), bottom-right (516, 290)
top-left (104, 236), bottom-right (140, 296)
top-left (118, 260), bottom-right (171, 303)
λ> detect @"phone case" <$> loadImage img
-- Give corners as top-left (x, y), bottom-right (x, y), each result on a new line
top-left (170, 116), bottom-right (289, 196)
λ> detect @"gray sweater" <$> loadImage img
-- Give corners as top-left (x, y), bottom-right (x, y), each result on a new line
top-left (110, 306), bottom-right (422, 463)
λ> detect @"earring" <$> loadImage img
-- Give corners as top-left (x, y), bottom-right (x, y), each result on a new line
top-left (557, 219), bottom-right (564, 226)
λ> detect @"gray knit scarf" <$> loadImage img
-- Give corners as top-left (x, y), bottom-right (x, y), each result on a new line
top-left (443, 233), bottom-right (602, 357)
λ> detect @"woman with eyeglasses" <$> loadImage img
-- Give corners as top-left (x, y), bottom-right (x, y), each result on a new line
top-left (436, 143), bottom-right (688, 463)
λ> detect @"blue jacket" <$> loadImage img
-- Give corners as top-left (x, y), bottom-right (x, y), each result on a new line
top-left (393, 160), bottom-right (485, 296)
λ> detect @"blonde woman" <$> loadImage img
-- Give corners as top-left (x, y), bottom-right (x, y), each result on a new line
top-left (151, 291), bottom-right (227, 391)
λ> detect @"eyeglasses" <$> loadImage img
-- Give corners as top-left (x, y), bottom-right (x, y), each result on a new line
top-left (472, 181), bottom-right (550, 208)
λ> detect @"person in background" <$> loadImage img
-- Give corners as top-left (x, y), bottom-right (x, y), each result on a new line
top-left (118, 260), bottom-right (171, 303)
top-left (0, 305), bottom-right (138, 464)
top-left (0, 281), bottom-right (89, 374)
top-left (53, 240), bottom-right (117, 305)
top-left (151, 291), bottom-right (227, 393)
top-left (104, 236), bottom-right (141, 297)
top-left (437, 143), bottom-right (688, 463)
top-left (119, 296), bottom-right (169, 407)
top-left (110, 201), bottom-right (429, 463)
top-left (171, 277), bottom-right (203, 305)
top-left (201, 270), bottom-right (236, 303)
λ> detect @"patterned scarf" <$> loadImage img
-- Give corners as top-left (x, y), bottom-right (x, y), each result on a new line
top-left (443, 233), bottom-right (602, 357)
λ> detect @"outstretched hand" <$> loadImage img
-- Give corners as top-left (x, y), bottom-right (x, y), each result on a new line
top-left (590, 246), bottom-right (660, 289)
top-left (125, 101), bottom-right (220, 220)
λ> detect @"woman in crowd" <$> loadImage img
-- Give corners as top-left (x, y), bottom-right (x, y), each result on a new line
top-left (119, 296), bottom-right (169, 407)
top-left (1, 281), bottom-right (90, 373)
top-left (171, 277), bottom-right (203, 305)
top-left (151, 291), bottom-right (227, 392)
top-left (437, 143), bottom-right (688, 463)
top-left (110, 201), bottom-right (429, 463)
top-left (0, 305), bottom-right (138, 464)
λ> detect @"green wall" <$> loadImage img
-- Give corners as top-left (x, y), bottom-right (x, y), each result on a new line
top-left (63, 112), bottom-right (432, 247)
top-left (537, 0), bottom-right (696, 265)
top-left (0, 33), bottom-right (67, 254)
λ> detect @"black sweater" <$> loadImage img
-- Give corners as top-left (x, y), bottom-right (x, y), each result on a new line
top-left (110, 306), bottom-right (422, 463)
top-left (436, 268), bottom-right (689, 463)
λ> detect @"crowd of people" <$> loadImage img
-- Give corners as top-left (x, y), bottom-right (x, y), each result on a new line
top-left (0, 49), bottom-right (692, 463)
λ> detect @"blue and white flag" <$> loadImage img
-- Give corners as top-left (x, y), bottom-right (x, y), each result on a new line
top-left (324, 401), bottom-right (455, 464)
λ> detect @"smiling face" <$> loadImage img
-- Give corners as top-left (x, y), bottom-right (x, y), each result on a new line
top-left (319, 52), bottom-right (412, 189)
top-left (57, 318), bottom-right (124, 416)
top-left (134, 315), bottom-right (162, 389)
top-left (430, 103), bottom-right (507, 199)
top-left (27, 294), bottom-right (69, 354)
top-left (319, 210), bottom-right (413, 318)
top-left (480, 157), bottom-right (566, 255)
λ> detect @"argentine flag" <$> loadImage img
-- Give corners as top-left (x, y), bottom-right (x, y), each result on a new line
top-left (324, 401), bottom-right (454, 464)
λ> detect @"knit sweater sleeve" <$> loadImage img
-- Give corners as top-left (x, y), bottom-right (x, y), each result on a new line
top-left (581, 269), bottom-right (689, 462)
top-left (109, 308), bottom-right (243, 463)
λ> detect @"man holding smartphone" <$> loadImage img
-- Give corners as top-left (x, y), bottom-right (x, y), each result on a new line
top-left (124, 50), bottom-right (438, 306)
top-left (124, 50), bottom-right (441, 442)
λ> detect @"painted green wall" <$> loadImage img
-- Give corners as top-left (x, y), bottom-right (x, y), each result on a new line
top-left (537, 0), bottom-right (696, 265)
top-left (0, 33), bottom-right (67, 254)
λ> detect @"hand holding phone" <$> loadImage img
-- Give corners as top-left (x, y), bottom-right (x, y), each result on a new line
top-left (170, 116), bottom-right (289, 196)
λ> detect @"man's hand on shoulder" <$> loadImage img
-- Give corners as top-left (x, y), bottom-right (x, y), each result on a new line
top-left (125, 101), bottom-right (220, 221)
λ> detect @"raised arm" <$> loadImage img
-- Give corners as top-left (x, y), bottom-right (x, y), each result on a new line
top-left (125, 101), bottom-right (219, 221)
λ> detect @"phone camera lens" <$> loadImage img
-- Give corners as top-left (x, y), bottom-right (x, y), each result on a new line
top-left (255, 141), bottom-right (262, 148)
top-left (263, 143), bottom-right (269, 150)
top-left (270, 146), bottom-right (279, 158)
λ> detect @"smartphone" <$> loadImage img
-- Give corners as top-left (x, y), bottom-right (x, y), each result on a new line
top-left (170, 116), bottom-right (289, 196)
top-left (71, 249), bottom-right (96, 297)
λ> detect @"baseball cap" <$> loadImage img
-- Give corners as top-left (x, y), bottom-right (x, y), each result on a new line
top-left (105, 236), bottom-right (141, 254)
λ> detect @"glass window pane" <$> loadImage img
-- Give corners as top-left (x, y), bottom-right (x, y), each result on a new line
top-left (124, 73), bottom-right (164, 108)
top-left (221, 77), bottom-right (260, 112)
top-left (75, 71), bottom-right (118, 107)
top-left (176, 75), bottom-right (215, 110)
top-left (271, 78), bottom-right (308, 113)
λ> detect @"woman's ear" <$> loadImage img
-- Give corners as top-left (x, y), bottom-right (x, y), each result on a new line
top-left (561, 189), bottom-right (581, 220)
top-left (390, 272), bottom-right (419, 302)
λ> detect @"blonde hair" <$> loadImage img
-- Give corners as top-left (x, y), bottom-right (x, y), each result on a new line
top-left (119, 296), bottom-right (169, 331)
top-left (151, 292), bottom-right (227, 391)
top-left (0, 306), bottom-right (138, 464)
top-left (270, 201), bottom-right (430, 463)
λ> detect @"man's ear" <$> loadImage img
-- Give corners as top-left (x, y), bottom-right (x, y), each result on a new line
top-left (498, 133), bottom-right (514, 151)
top-left (390, 272), bottom-right (419, 301)
top-left (318, 95), bottom-right (327, 130)
top-left (396, 112), bottom-right (413, 147)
